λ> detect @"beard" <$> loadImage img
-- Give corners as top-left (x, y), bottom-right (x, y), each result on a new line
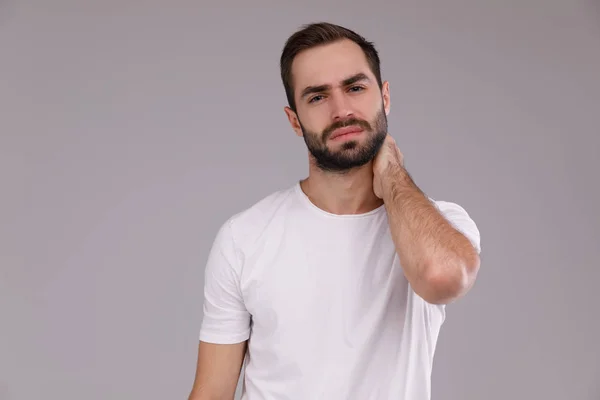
top-left (300, 106), bottom-right (388, 173)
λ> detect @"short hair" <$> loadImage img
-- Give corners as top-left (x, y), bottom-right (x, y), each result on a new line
top-left (280, 22), bottom-right (383, 112)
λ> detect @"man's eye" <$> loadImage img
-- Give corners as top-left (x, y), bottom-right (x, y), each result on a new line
top-left (309, 95), bottom-right (323, 103)
top-left (349, 86), bottom-right (363, 92)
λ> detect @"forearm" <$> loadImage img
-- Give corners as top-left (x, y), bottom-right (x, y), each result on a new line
top-left (382, 166), bottom-right (480, 304)
top-left (188, 390), bottom-right (234, 400)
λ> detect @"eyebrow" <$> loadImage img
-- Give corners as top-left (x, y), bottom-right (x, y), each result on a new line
top-left (300, 72), bottom-right (371, 100)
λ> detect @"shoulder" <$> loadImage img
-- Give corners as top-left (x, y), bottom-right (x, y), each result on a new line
top-left (428, 197), bottom-right (482, 254)
top-left (429, 197), bottom-right (472, 215)
top-left (217, 183), bottom-right (299, 250)
top-left (230, 183), bottom-right (297, 230)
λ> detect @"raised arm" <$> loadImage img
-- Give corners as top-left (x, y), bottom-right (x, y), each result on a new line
top-left (373, 135), bottom-right (481, 305)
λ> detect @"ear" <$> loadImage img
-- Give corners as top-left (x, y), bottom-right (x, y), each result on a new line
top-left (284, 106), bottom-right (304, 137)
top-left (381, 81), bottom-right (391, 116)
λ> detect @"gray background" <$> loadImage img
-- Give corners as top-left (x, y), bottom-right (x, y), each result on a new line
top-left (1, 0), bottom-right (599, 399)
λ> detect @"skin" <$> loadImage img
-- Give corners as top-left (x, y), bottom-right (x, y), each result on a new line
top-left (373, 135), bottom-right (480, 305)
top-left (189, 37), bottom-right (480, 400)
top-left (285, 39), bottom-right (389, 215)
top-left (188, 341), bottom-right (246, 400)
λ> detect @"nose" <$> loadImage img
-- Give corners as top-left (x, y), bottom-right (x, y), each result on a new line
top-left (329, 92), bottom-right (354, 121)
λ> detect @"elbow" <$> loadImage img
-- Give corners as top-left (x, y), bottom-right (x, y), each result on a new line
top-left (419, 254), bottom-right (480, 305)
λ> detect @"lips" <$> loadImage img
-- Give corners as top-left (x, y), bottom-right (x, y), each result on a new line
top-left (329, 126), bottom-right (364, 140)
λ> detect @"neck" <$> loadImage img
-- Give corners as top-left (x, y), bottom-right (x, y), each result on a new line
top-left (300, 160), bottom-right (383, 215)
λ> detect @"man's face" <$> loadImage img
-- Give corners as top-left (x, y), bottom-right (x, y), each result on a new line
top-left (285, 39), bottom-right (390, 173)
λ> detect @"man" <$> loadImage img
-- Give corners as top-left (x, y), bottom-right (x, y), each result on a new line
top-left (188, 22), bottom-right (481, 400)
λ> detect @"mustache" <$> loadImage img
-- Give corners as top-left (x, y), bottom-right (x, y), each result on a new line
top-left (322, 118), bottom-right (372, 141)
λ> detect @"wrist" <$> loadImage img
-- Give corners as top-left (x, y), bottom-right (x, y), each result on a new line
top-left (381, 166), bottom-right (416, 201)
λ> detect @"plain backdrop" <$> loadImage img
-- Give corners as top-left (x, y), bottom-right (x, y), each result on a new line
top-left (1, 1), bottom-right (599, 399)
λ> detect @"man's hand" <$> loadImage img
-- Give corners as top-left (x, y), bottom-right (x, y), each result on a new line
top-left (373, 134), bottom-right (405, 199)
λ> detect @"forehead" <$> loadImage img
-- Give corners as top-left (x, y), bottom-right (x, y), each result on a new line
top-left (291, 39), bottom-right (373, 92)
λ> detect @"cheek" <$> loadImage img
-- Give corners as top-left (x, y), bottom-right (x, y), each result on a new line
top-left (299, 109), bottom-right (330, 133)
top-left (350, 94), bottom-right (381, 117)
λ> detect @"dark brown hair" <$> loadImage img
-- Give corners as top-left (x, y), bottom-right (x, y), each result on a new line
top-left (280, 22), bottom-right (383, 112)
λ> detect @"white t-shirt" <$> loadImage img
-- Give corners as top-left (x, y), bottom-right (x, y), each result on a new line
top-left (199, 182), bottom-right (481, 400)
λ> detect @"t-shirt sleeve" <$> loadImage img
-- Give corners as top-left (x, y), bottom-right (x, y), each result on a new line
top-left (198, 219), bottom-right (251, 344)
top-left (433, 200), bottom-right (482, 254)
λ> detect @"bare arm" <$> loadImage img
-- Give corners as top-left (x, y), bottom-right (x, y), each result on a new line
top-left (382, 166), bottom-right (481, 305)
top-left (188, 340), bottom-right (247, 400)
